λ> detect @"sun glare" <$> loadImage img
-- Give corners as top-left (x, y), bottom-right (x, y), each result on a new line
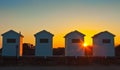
top-left (83, 43), bottom-right (88, 47)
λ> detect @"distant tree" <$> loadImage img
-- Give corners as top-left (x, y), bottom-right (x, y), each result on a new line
top-left (23, 43), bottom-right (34, 49)
top-left (23, 43), bottom-right (35, 56)
top-left (115, 45), bottom-right (120, 56)
top-left (53, 47), bottom-right (65, 56)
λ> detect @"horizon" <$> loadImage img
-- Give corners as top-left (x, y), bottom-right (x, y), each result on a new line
top-left (0, 0), bottom-right (120, 48)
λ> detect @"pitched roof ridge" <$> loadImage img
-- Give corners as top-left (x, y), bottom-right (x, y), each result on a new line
top-left (64, 30), bottom-right (85, 38)
top-left (92, 31), bottom-right (115, 38)
top-left (2, 30), bottom-right (24, 37)
top-left (34, 30), bottom-right (54, 36)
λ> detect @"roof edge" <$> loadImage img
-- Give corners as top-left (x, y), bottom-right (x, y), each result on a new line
top-left (34, 30), bottom-right (54, 37)
top-left (1, 30), bottom-right (24, 37)
top-left (92, 31), bottom-right (115, 38)
top-left (64, 30), bottom-right (85, 38)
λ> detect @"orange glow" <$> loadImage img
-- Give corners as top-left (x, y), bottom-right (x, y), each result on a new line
top-left (83, 43), bottom-right (88, 47)
top-left (84, 45), bottom-right (93, 56)
top-left (53, 32), bottom-right (65, 48)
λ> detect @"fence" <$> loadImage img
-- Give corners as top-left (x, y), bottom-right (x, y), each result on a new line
top-left (0, 56), bottom-right (120, 66)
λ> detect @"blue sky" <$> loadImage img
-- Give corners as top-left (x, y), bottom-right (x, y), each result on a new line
top-left (0, 0), bottom-right (119, 9)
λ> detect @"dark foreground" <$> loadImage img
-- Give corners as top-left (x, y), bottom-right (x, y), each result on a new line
top-left (0, 65), bottom-right (120, 70)
top-left (1, 56), bottom-right (120, 70)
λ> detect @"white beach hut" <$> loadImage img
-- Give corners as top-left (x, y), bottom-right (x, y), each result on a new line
top-left (92, 31), bottom-right (115, 57)
top-left (34, 30), bottom-right (54, 56)
top-left (64, 30), bottom-right (85, 56)
top-left (1, 30), bottom-right (24, 56)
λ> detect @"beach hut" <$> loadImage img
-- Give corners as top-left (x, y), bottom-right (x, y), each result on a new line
top-left (92, 31), bottom-right (115, 57)
top-left (34, 30), bottom-right (54, 56)
top-left (1, 30), bottom-right (24, 56)
top-left (64, 30), bottom-right (85, 56)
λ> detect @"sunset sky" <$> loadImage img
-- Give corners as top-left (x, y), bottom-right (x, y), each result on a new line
top-left (0, 0), bottom-right (120, 48)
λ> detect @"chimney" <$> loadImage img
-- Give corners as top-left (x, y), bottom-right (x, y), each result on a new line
top-left (19, 31), bottom-right (21, 35)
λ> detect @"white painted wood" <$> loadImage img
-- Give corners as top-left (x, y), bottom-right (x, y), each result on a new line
top-left (34, 30), bottom-right (54, 56)
top-left (92, 31), bottom-right (115, 57)
top-left (1, 30), bottom-right (23, 56)
top-left (64, 30), bottom-right (85, 56)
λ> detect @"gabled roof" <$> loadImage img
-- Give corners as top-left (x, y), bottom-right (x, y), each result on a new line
top-left (64, 30), bottom-right (85, 38)
top-left (34, 30), bottom-right (54, 37)
top-left (1, 30), bottom-right (24, 37)
top-left (92, 31), bottom-right (115, 38)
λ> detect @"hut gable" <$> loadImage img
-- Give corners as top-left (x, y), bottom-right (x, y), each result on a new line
top-left (64, 30), bottom-right (85, 38)
top-left (2, 30), bottom-right (24, 37)
top-left (34, 30), bottom-right (54, 37)
top-left (92, 31), bottom-right (115, 38)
